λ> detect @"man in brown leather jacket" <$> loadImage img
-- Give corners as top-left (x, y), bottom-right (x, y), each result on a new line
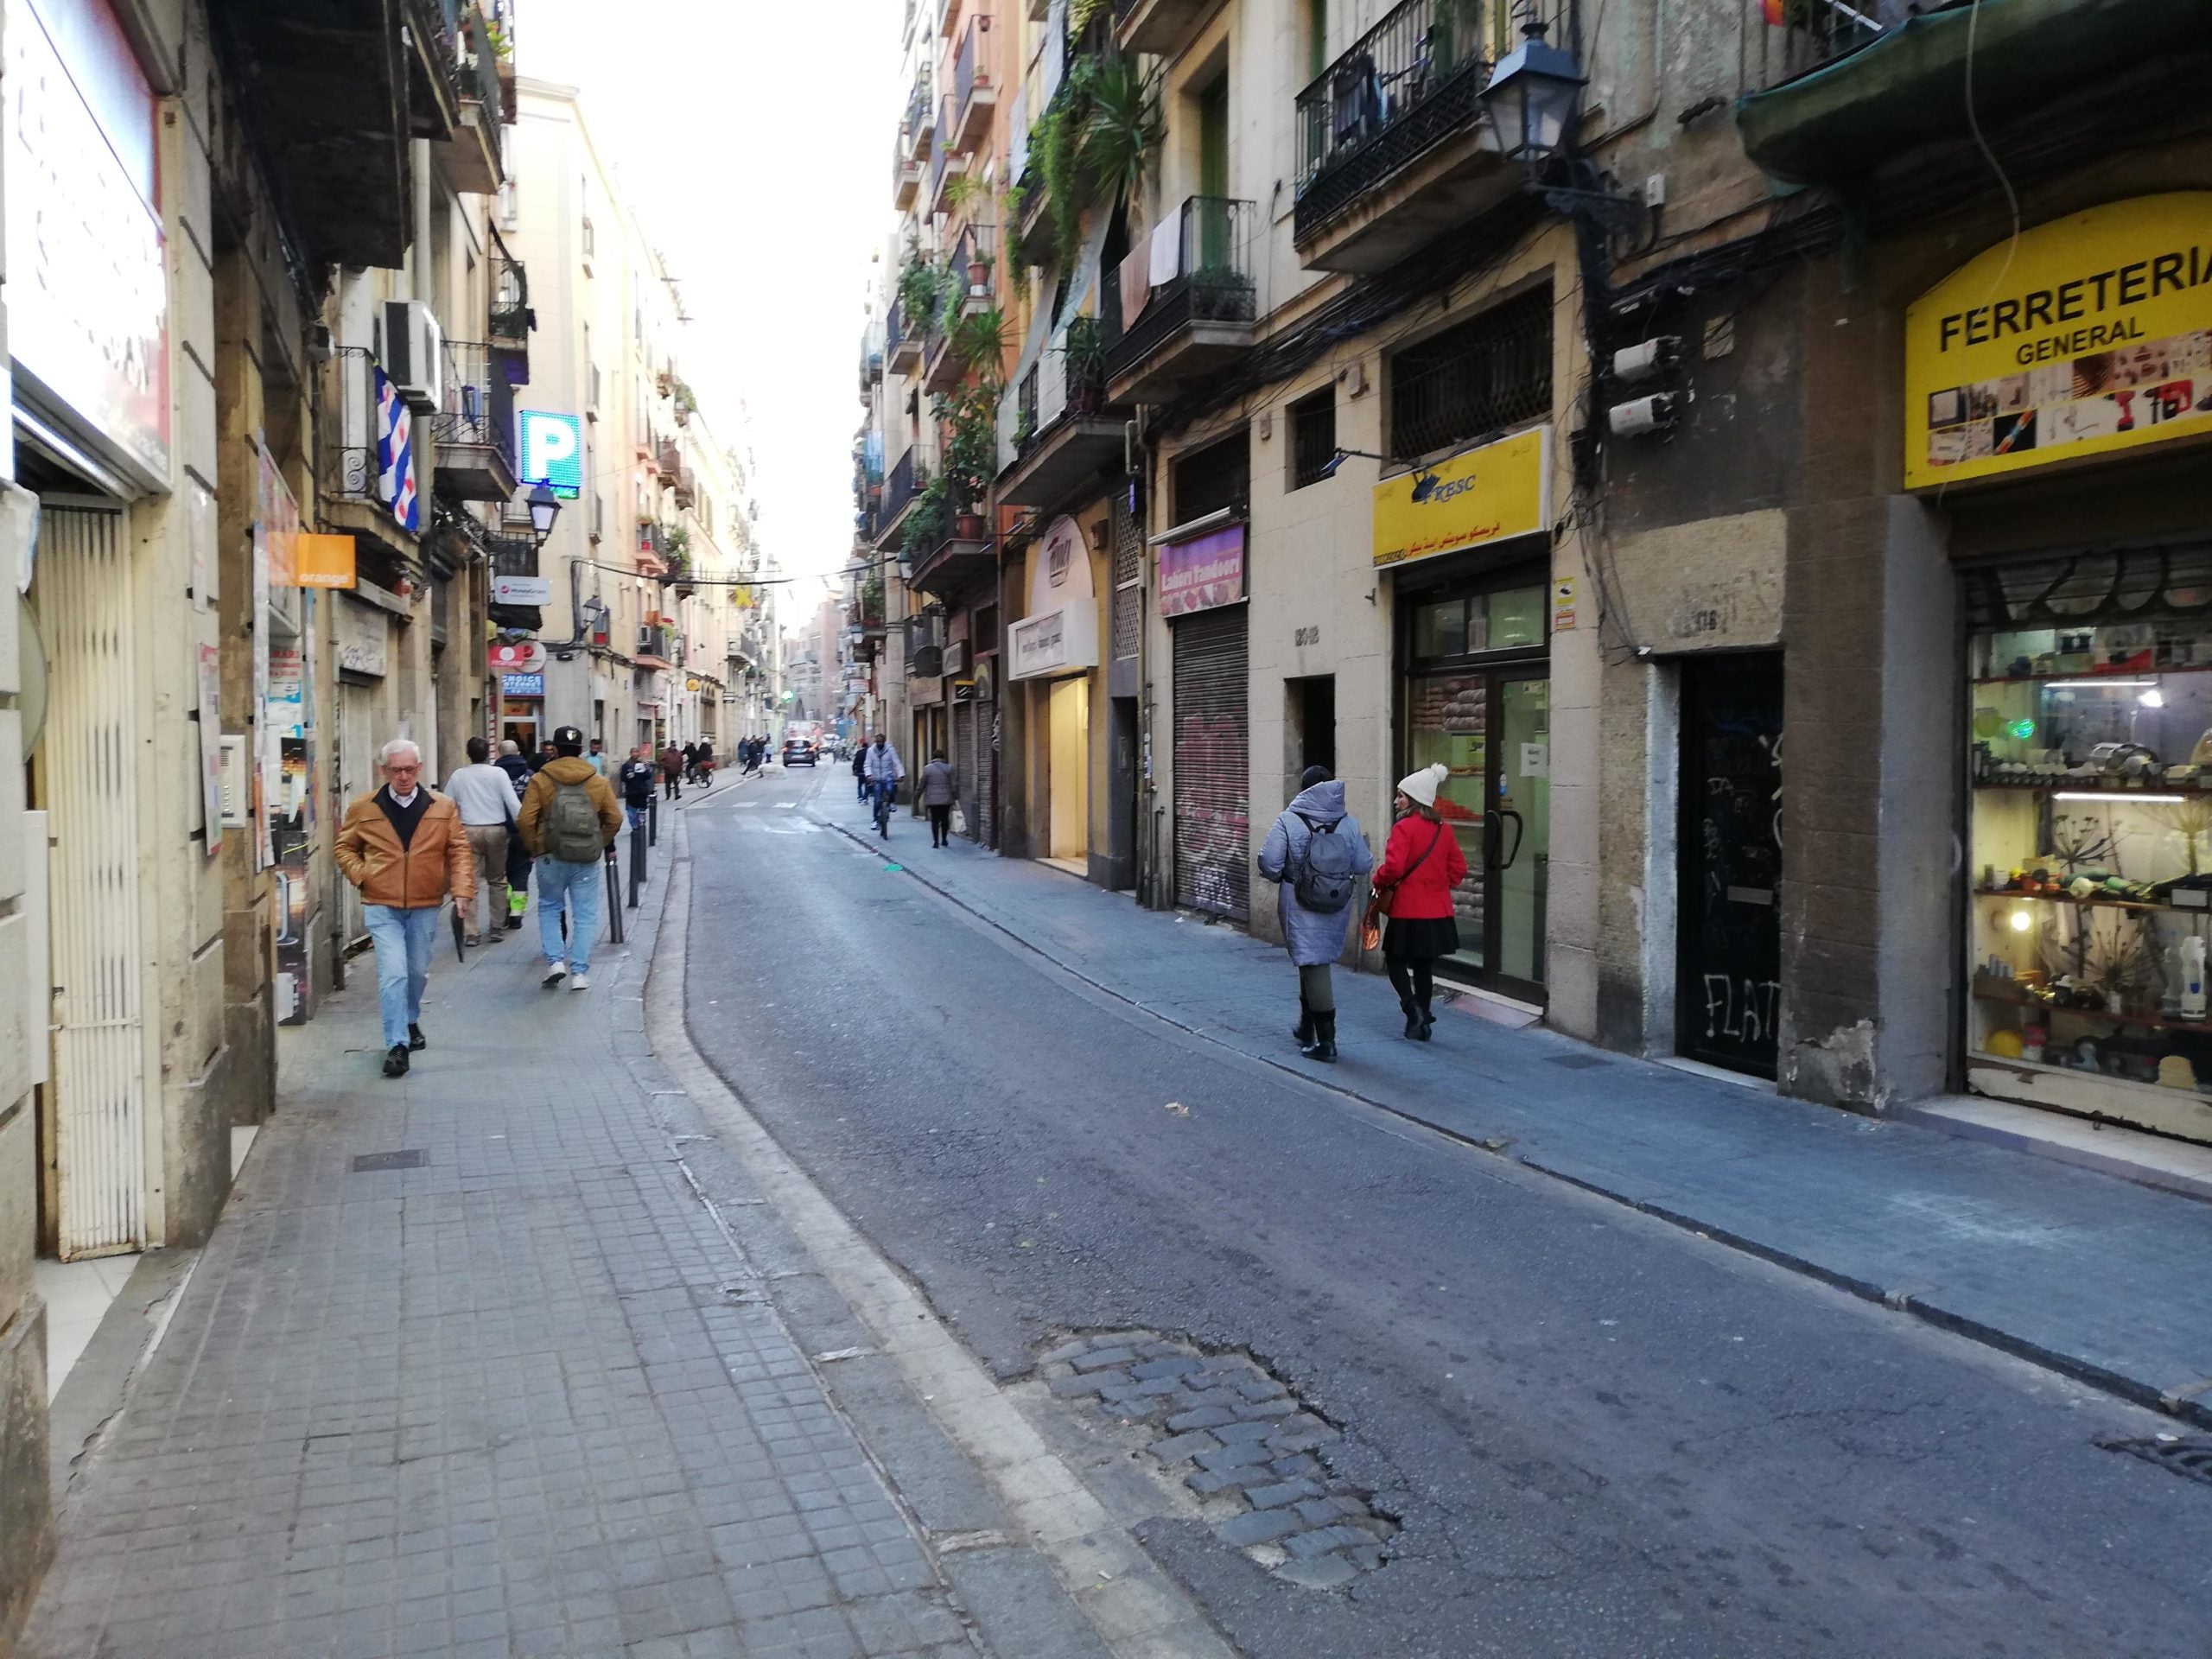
top-left (335, 737), bottom-right (477, 1077)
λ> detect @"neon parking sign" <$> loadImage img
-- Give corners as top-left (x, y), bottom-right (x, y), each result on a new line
top-left (518, 410), bottom-right (583, 499)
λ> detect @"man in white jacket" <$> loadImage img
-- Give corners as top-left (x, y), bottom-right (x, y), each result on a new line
top-left (861, 734), bottom-right (905, 838)
top-left (443, 735), bottom-right (523, 944)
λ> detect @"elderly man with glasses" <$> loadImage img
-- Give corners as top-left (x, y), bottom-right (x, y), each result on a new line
top-left (334, 737), bottom-right (477, 1077)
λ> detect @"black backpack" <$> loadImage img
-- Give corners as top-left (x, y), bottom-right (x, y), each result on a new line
top-left (1291, 815), bottom-right (1357, 914)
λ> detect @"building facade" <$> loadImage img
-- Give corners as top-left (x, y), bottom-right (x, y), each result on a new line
top-left (854, 0), bottom-right (2212, 1148)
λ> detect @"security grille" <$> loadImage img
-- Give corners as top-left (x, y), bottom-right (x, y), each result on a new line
top-left (954, 699), bottom-right (978, 842)
top-left (1172, 607), bottom-right (1251, 921)
top-left (1173, 429), bottom-right (1250, 524)
top-left (1389, 285), bottom-right (1552, 461)
top-left (1289, 388), bottom-right (1337, 489)
top-left (1110, 495), bottom-right (1142, 661)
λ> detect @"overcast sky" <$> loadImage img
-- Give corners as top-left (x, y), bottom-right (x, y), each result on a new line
top-left (524, 0), bottom-right (900, 589)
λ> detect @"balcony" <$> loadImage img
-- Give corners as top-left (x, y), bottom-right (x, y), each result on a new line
top-left (887, 299), bottom-right (924, 377)
top-left (904, 73), bottom-right (935, 162)
top-left (639, 523), bottom-right (671, 575)
top-left (997, 333), bottom-right (1122, 512)
top-left (1738, 0), bottom-right (2196, 192)
top-left (430, 341), bottom-right (518, 502)
top-left (636, 624), bottom-right (673, 666)
top-left (675, 467), bottom-right (697, 510)
top-left (906, 527), bottom-right (996, 599)
top-left (656, 436), bottom-right (683, 485)
top-left (1104, 197), bottom-right (1255, 404)
top-left (874, 448), bottom-right (921, 550)
top-left (1293, 0), bottom-right (1570, 274)
top-left (893, 135), bottom-right (923, 211)
top-left (950, 16), bottom-right (997, 154)
top-left (1114, 0), bottom-right (1217, 60)
top-left (487, 233), bottom-right (532, 384)
top-left (434, 0), bottom-right (505, 194)
top-left (928, 101), bottom-right (969, 215)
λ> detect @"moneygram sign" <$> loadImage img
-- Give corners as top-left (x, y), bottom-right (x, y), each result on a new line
top-left (518, 410), bottom-right (583, 499)
top-left (1905, 194), bottom-right (2212, 489)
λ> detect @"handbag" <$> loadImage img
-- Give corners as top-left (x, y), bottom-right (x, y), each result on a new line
top-left (1361, 821), bottom-right (1445, 951)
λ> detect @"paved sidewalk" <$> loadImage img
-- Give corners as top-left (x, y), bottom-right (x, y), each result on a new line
top-left (822, 800), bottom-right (2212, 1427)
top-left (22, 810), bottom-right (1009, 1659)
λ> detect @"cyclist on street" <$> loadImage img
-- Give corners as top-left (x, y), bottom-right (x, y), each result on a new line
top-left (861, 732), bottom-right (905, 838)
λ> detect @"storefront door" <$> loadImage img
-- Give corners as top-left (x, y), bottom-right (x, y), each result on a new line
top-left (1046, 677), bottom-right (1088, 868)
top-left (1677, 652), bottom-right (1785, 1077)
top-left (1402, 576), bottom-right (1549, 1002)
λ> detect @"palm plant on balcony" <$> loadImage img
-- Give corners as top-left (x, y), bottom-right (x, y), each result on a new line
top-left (1084, 50), bottom-right (1162, 219)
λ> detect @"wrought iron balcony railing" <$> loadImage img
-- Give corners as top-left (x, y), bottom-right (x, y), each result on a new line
top-left (430, 340), bottom-right (517, 467)
top-left (881, 447), bottom-right (918, 526)
top-left (1103, 196), bottom-right (1255, 385)
top-left (1751, 0), bottom-right (1888, 88)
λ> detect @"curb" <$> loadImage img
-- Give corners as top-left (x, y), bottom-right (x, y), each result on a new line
top-left (809, 804), bottom-right (2212, 1435)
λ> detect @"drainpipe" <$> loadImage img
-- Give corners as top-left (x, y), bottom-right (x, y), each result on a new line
top-left (410, 139), bottom-right (435, 308)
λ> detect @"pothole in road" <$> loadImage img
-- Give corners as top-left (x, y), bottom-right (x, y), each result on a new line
top-left (1039, 1331), bottom-right (1398, 1591)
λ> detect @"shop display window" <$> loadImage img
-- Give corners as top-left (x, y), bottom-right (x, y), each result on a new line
top-left (1967, 614), bottom-right (2212, 1112)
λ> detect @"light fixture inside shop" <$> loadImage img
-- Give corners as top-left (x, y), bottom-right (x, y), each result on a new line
top-left (2010, 910), bottom-right (2034, 933)
top-left (2050, 678), bottom-right (2156, 688)
top-left (2140, 688), bottom-right (2167, 708)
top-left (2054, 791), bottom-right (2188, 803)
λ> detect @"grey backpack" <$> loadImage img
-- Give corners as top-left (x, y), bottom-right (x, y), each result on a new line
top-left (544, 780), bottom-right (603, 863)
top-left (1291, 816), bottom-right (1357, 913)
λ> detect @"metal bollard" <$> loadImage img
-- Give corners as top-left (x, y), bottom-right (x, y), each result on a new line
top-left (603, 846), bottom-right (626, 945)
top-left (648, 792), bottom-right (659, 848)
top-left (629, 821), bottom-right (646, 908)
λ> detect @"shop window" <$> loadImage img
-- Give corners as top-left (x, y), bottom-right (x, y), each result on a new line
top-left (1288, 388), bottom-right (1337, 491)
top-left (1413, 597), bottom-right (1466, 659)
top-left (1389, 285), bottom-right (1553, 462)
top-left (1173, 429), bottom-right (1249, 524)
top-left (1408, 582), bottom-right (1546, 664)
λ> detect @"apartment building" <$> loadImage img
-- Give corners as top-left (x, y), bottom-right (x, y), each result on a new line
top-left (2, 0), bottom-right (521, 1637)
top-left (504, 80), bottom-right (766, 766)
top-left (855, 0), bottom-right (2212, 1148)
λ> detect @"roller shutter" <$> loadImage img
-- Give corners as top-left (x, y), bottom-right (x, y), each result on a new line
top-left (1171, 607), bottom-right (1249, 920)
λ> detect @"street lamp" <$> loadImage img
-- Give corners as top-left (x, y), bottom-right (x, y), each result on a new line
top-left (1481, 20), bottom-right (1586, 164)
top-left (527, 484), bottom-right (563, 547)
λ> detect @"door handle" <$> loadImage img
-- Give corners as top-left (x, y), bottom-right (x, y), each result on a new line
top-left (1497, 808), bottom-right (1524, 870)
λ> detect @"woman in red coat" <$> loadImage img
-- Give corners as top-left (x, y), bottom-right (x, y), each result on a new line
top-left (1370, 762), bottom-right (1469, 1040)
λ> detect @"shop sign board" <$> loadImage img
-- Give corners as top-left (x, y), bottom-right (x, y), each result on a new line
top-left (293, 533), bottom-right (357, 589)
top-left (1009, 515), bottom-right (1100, 679)
top-left (491, 574), bottom-right (551, 606)
top-left (1371, 424), bottom-right (1551, 569)
top-left (1906, 194), bottom-right (2212, 489)
top-left (500, 672), bottom-right (544, 697)
top-left (5, 0), bottom-right (169, 490)
top-left (1158, 523), bottom-right (1246, 618)
top-left (518, 410), bottom-right (583, 499)
top-left (487, 639), bottom-right (546, 675)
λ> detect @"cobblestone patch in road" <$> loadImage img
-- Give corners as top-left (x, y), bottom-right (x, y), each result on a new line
top-left (1039, 1332), bottom-right (1397, 1591)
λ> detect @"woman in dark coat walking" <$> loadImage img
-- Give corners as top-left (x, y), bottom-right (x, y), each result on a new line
top-left (1255, 766), bottom-right (1370, 1063)
top-left (1369, 762), bottom-right (1470, 1039)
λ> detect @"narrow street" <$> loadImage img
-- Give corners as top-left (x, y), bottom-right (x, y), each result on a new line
top-left (683, 766), bottom-right (2212, 1659)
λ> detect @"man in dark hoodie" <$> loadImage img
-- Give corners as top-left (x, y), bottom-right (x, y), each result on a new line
top-left (518, 725), bottom-right (623, 991)
top-left (1255, 766), bottom-right (1372, 1063)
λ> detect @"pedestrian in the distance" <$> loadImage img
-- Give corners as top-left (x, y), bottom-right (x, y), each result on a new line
top-left (585, 736), bottom-right (610, 779)
top-left (518, 725), bottom-right (623, 990)
top-left (852, 739), bottom-right (869, 802)
top-left (442, 735), bottom-right (521, 946)
top-left (918, 749), bottom-right (957, 848)
top-left (334, 738), bottom-right (476, 1077)
top-left (659, 742), bottom-right (683, 800)
top-left (618, 745), bottom-right (658, 830)
top-left (1368, 761), bottom-right (1469, 1041)
top-left (681, 740), bottom-right (700, 784)
top-left (496, 739), bottom-right (535, 930)
top-left (1256, 765), bottom-right (1371, 1063)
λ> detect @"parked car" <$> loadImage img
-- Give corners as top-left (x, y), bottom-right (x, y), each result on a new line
top-left (782, 739), bottom-right (817, 767)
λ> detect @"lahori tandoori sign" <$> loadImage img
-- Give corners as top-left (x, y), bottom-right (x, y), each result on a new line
top-left (1905, 194), bottom-right (2212, 489)
top-left (1371, 424), bottom-right (1550, 569)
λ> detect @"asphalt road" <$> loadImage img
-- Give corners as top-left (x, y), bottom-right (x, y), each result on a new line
top-left (683, 766), bottom-right (2212, 1659)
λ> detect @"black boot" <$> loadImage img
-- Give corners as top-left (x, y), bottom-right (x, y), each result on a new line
top-left (1293, 995), bottom-right (1313, 1045)
top-left (1300, 1012), bottom-right (1338, 1064)
top-left (1416, 999), bottom-right (1435, 1041)
top-left (383, 1044), bottom-right (410, 1078)
top-left (408, 1023), bottom-right (427, 1052)
top-left (1402, 997), bottom-right (1423, 1039)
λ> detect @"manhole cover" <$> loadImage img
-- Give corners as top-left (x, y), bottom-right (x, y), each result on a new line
top-left (351, 1149), bottom-right (427, 1173)
top-left (1546, 1054), bottom-right (1609, 1071)
top-left (1039, 1331), bottom-right (1396, 1589)
top-left (2101, 1435), bottom-right (2212, 1487)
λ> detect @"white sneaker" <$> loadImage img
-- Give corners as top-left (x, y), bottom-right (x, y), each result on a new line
top-left (569, 970), bottom-right (591, 990)
top-left (542, 963), bottom-right (568, 988)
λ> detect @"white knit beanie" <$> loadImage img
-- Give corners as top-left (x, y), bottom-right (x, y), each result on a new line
top-left (1396, 761), bottom-right (1449, 809)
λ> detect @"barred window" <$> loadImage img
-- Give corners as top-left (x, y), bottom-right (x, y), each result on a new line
top-left (1388, 286), bottom-right (1552, 462)
top-left (1288, 388), bottom-right (1337, 491)
top-left (1173, 428), bottom-right (1250, 524)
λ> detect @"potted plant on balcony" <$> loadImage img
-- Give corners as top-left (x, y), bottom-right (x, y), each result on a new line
top-left (941, 391), bottom-right (997, 543)
top-left (898, 247), bottom-right (939, 328)
top-left (906, 471), bottom-right (953, 556)
top-left (1063, 316), bottom-right (1107, 416)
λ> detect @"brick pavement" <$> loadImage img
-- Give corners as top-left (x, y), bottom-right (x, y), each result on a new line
top-left (22, 806), bottom-right (998, 1659)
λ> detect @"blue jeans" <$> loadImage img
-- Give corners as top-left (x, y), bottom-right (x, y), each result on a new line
top-left (363, 904), bottom-right (441, 1049)
top-left (625, 802), bottom-right (651, 830)
top-left (536, 855), bottom-right (602, 973)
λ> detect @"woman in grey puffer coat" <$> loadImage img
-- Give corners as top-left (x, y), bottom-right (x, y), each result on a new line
top-left (1255, 766), bottom-right (1371, 1063)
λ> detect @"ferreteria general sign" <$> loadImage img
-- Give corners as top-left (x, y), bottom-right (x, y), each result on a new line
top-left (1905, 194), bottom-right (2212, 489)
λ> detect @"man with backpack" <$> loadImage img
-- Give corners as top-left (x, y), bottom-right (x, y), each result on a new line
top-left (518, 725), bottom-right (623, 990)
top-left (1255, 765), bottom-right (1371, 1064)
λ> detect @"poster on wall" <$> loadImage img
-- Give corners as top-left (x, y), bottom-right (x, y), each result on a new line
top-left (196, 643), bottom-right (222, 855)
top-left (1905, 194), bottom-right (2212, 489)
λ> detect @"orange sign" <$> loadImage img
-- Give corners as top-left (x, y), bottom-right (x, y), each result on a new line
top-left (292, 533), bottom-right (357, 589)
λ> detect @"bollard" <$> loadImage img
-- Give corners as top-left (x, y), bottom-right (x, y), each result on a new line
top-left (649, 791), bottom-right (659, 848)
top-left (629, 821), bottom-right (646, 908)
top-left (603, 845), bottom-right (626, 945)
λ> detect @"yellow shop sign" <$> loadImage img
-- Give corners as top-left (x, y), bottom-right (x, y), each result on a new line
top-left (1372, 424), bottom-right (1550, 569)
top-left (1905, 194), bottom-right (2212, 489)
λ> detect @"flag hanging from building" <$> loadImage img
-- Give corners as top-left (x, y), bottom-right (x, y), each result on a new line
top-left (374, 366), bottom-right (420, 533)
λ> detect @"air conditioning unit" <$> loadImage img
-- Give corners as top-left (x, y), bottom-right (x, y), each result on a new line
top-left (382, 301), bottom-right (444, 412)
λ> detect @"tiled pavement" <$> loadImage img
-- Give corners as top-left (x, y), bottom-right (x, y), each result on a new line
top-left (23, 807), bottom-right (999, 1659)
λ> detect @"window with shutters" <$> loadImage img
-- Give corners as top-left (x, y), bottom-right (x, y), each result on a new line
top-left (1288, 388), bottom-right (1336, 490)
top-left (1173, 429), bottom-right (1249, 524)
top-left (1388, 285), bottom-right (1552, 462)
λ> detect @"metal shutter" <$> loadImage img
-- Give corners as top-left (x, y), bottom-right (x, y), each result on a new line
top-left (977, 698), bottom-right (998, 849)
top-left (1172, 607), bottom-right (1249, 920)
top-left (40, 505), bottom-right (148, 1258)
top-left (953, 699), bottom-right (976, 841)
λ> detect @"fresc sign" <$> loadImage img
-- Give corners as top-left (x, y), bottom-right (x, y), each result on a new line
top-left (518, 410), bottom-right (583, 499)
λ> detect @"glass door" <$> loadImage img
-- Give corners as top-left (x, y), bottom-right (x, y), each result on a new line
top-left (1492, 672), bottom-right (1550, 998)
